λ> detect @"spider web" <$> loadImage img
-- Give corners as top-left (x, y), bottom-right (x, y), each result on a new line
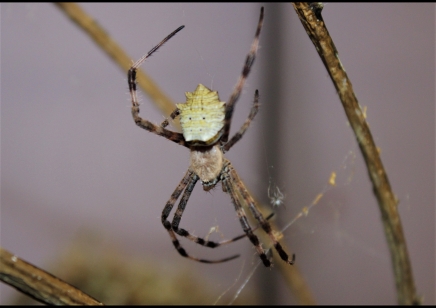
top-left (212, 144), bottom-right (362, 305)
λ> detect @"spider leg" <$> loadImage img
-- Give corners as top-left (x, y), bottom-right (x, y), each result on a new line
top-left (206, 212), bottom-right (275, 245)
top-left (228, 162), bottom-right (295, 266)
top-left (222, 162), bottom-right (272, 267)
top-left (221, 7), bottom-right (264, 143)
top-left (175, 202), bottom-right (275, 248)
top-left (128, 26), bottom-right (188, 147)
top-left (223, 89), bottom-right (259, 152)
top-left (162, 170), bottom-right (239, 264)
top-left (160, 108), bottom-right (180, 128)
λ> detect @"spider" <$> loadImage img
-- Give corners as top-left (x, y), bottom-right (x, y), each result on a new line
top-left (128, 7), bottom-right (294, 267)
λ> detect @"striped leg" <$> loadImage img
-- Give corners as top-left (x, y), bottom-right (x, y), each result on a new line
top-left (162, 170), bottom-right (239, 263)
top-left (228, 162), bottom-right (295, 266)
top-left (128, 26), bottom-right (188, 147)
top-left (221, 165), bottom-right (272, 267)
top-left (223, 89), bottom-right (260, 152)
top-left (175, 195), bottom-right (275, 248)
top-left (160, 108), bottom-right (180, 128)
top-left (221, 7), bottom-right (264, 143)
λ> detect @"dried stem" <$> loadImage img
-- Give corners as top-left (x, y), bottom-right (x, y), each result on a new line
top-left (291, 3), bottom-right (419, 305)
top-left (54, 3), bottom-right (179, 124)
top-left (0, 247), bottom-right (103, 305)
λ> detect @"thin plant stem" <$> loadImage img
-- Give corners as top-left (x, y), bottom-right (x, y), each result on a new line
top-left (291, 3), bottom-right (419, 305)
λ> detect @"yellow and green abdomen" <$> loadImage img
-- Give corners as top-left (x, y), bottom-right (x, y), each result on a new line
top-left (177, 84), bottom-right (225, 145)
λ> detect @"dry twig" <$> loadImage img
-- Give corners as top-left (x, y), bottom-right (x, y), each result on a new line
top-left (291, 2), bottom-right (419, 305)
top-left (0, 247), bottom-right (103, 305)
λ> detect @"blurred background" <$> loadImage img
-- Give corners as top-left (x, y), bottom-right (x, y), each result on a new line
top-left (1, 3), bottom-right (434, 304)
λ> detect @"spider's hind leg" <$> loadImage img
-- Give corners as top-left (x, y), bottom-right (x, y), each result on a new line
top-left (229, 165), bottom-right (295, 266)
top-left (222, 162), bottom-right (272, 267)
top-left (162, 170), bottom-right (239, 264)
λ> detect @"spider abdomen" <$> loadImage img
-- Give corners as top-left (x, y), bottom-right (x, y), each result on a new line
top-left (177, 84), bottom-right (225, 145)
top-left (189, 144), bottom-right (223, 188)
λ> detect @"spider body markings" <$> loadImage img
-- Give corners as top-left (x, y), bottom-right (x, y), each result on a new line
top-left (128, 7), bottom-right (294, 267)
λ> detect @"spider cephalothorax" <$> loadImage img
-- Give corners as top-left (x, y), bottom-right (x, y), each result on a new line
top-left (128, 7), bottom-right (294, 267)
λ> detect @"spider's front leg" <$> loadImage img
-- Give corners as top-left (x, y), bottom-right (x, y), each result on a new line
top-left (160, 108), bottom-right (180, 128)
top-left (223, 89), bottom-right (259, 152)
top-left (128, 67), bottom-right (186, 146)
top-left (221, 7), bottom-right (264, 143)
top-left (127, 25), bottom-right (188, 147)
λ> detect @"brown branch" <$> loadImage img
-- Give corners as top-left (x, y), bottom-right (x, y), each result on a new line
top-left (54, 3), bottom-right (179, 126)
top-left (291, 3), bottom-right (419, 305)
top-left (0, 247), bottom-right (103, 305)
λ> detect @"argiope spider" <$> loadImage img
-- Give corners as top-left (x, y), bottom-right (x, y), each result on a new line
top-left (128, 7), bottom-right (294, 267)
